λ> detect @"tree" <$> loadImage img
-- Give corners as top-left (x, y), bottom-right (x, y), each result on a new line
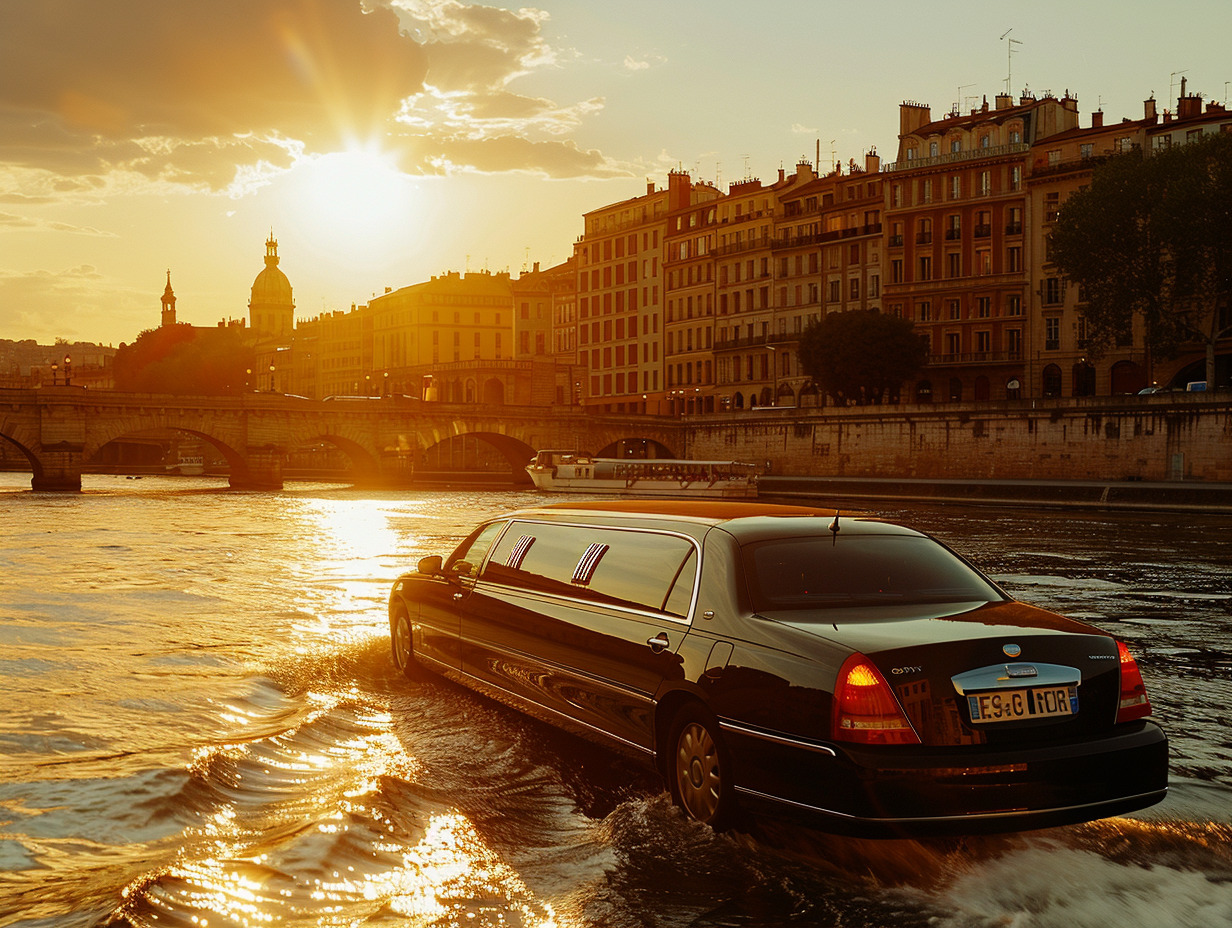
top-left (796, 310), bottom-right (927, 405)
top-left (1049, 132), bottom-right (1232, 386)
top-left (114, 325), bottom-right (256, 394)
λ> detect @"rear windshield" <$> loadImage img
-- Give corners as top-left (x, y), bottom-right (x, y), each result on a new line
top-left (743, 534), bottom-right (1002, 610)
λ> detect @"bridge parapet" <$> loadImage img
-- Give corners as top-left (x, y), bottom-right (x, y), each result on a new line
top-left (0, 388), bottom-right (682, 491)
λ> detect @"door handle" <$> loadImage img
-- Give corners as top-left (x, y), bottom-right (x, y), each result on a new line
top-left (646, 632), bottom-right (670, 653)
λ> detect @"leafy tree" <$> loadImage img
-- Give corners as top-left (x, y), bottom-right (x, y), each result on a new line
top-left (796, 310), bottom-right (927, 405)
top-left (114, 325), bottom-right (256, 394)
top-left (1049, 132), bottom-right (1232, 385)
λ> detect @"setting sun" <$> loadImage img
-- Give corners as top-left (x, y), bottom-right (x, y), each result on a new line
top-left (285, 147), bottom-right (419, 262)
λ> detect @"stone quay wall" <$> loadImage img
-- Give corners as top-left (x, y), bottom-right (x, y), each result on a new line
top-left (682, 393), bottom-right (1232, 483)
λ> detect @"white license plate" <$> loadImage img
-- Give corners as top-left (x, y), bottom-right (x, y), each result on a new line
top-left (967, 685), bottom-right (1078, 723)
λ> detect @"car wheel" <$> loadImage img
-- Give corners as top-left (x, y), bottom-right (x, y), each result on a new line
top-left (390, 606), bottom-right (416, 678)
top-left (668, 705), bottom-right (734, 828)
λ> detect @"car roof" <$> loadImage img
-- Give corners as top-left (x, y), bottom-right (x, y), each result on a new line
top-left (505, 499), bottom-right (920, 540)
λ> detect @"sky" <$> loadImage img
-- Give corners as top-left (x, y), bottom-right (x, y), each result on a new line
top-left (1, 0), bottom-right (1229, 347)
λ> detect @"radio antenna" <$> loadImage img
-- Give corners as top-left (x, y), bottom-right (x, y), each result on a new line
top-left (1001, 30), bottom-right (1023, 96)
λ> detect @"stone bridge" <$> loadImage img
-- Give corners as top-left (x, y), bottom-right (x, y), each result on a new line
top-left (0, 388), bottom-right (684, 491)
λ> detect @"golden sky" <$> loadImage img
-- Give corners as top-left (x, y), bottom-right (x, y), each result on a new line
top-left (1, 0), bottom-right (1228, 345)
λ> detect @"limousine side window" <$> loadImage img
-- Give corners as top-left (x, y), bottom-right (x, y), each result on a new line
top-left (446, 520), bottom-right (507, 581)
top-left (482, 521), bottom-right (698, 617)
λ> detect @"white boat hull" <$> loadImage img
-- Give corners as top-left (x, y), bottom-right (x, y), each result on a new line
top-left (526, 452), bottom-right (758, 498)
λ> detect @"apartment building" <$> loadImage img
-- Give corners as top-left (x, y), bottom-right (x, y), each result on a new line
top-left (885, 92), bottom-right (1080, 402)
top-left (1027, 83), bottom-right (1232, 396)
top-left (575, 175), bottom-right (720, 413)
top-left (713, 176), bottom-right (779, 409)
top-left (664, 171), bottom-right (721, 414)
top-left (1026, 101), bottom-right (1156, 397)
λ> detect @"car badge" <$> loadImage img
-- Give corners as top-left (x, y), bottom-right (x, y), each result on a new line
top-left (1002, 643), bottom-right (1022, 658)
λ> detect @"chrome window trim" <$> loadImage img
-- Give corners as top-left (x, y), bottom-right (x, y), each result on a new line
top-left (484, 518), bottom-right (703, 622)
top-left (474, 579), bottom-right (694, 627)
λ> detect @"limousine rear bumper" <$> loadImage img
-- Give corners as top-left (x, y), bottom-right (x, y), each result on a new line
top-left (722, 719), bottom-right (1168, 837)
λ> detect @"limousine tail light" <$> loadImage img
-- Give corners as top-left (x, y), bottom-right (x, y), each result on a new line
top-left (833, 654), bottom-right (921, 745)
top-left (1115, 640), bottom-right (1152, 723)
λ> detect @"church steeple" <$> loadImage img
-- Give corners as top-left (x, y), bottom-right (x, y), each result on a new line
top-left (161, 270), bottom-right (177, 327)
top-left (265, 232), bottom-right (280, 267)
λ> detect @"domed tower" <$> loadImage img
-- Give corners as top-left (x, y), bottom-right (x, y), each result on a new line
top-left (160, 270), bottom-right (177, 327)
top-left (248, 233), bottom-right (294, 338)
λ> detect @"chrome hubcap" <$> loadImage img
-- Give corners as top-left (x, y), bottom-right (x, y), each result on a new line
top-left (394, 616), bottom-right (411, 667)
top-left (676, 721), bottom-right (720, 822)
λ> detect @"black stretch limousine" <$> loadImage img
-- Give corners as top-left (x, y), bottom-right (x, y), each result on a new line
top-left (388, 500), bottom-right (1168, 835)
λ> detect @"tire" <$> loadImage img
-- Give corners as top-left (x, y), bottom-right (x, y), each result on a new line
top-left (390, 605), bottom-right (416, 678)
top-left (667, 704), bottom-right (735, 828)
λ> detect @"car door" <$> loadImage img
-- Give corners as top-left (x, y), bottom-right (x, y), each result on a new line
top-left (415, 519), bottom-right (507, 670)
top-left (462, 520), bottom-right (697, 751)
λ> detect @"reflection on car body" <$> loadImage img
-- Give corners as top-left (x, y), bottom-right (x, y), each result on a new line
top-left (388, 500), bottom-right (1168, 836)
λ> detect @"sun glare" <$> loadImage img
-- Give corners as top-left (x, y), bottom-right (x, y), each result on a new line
top-left (288, 147), bottom-right (418, 261)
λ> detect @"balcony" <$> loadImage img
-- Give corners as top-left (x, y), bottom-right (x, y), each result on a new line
top-left (926, 350), bottom-right (1023, 366)
top-left (974, 224), bottom-right (992, 238)
top-left (945, 228), bottom-right (961, 240)
top-left (1005, 222), bottom-right (1023, 235)
top-left (886, 142), bottom-right (1029, 172)
top-left (916, 231), bottom-right (933, 245)
top-left (888, 234), bottom-right (904, 247)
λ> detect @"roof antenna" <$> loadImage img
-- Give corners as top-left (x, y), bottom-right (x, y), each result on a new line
top-left (829, 510), bottom-right (841, 537)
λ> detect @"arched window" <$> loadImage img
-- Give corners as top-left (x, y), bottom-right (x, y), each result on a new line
top-left (1042, 364), bottom-right (1062, 397)
top-left (915, 380), bottom-right (933, 403)
top-left (948, 378), bottom-right (963, 402)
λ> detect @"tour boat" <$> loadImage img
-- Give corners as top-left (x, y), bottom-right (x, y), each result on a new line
top-left (526, 450), bottom-right (759, 498)
top-left (166, 454), bottom-right (205, 476)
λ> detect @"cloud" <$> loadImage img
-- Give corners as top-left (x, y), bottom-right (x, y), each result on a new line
top-left (624, 56), bottom-right (651, 72)
top-left (0, 0), bottom-right (621, 191)
top-left (791, 123), bottom-right (819, 135)
top-left (0, 265), bottom-right (148, 343)
top-left (400, 134), bottom-right (625, 177)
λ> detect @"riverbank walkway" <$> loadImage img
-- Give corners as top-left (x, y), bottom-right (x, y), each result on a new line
top-left (760, 475), bottom-right (1232, 514)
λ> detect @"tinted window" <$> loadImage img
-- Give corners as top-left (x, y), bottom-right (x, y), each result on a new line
top-left (447, 521), bottom-right (506, 580)
top-left (743, 535), bottom-right (1001, 610)
top-left (483, 521), bottom-right (697, 616)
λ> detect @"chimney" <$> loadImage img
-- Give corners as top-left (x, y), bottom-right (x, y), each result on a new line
top-left (1092, 110), bottom-right (1104, 128)
top-left (647, 179), bottom-right (655, 195)
top-left (865, 149), bottom-right (881, 174)
top-left (899, 101), bottom-right (931, 137)
top-left (667, 169), bottom-right (691, 210)
top-left (995, 93), bottom-right (1013, 110)
top-left (1144, 97), bottom-right (1157, 122)
top-left (777, 167), bottom-right (785, 183)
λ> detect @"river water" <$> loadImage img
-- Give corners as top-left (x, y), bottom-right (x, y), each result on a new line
top-left (1, 473), bottom-right (1230, 928)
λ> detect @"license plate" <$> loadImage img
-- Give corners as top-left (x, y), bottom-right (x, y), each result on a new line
top-left (967, 685), bottom-right (1078, 723)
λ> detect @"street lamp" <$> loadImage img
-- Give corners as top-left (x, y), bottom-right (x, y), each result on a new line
top-left (766, 345), bottom-right (781, 406)
top-left (63, 355), bottom-right (72, 386)
top-left (50, 360), bottom-right (58, 386)
top-left (383, 371), bottom-right (389, 397)
top-left (269, 363), bottom-right (276, 392)
top-left (365, 373), bottom-right (371, 396)
top-left (246, 368), bottom-right (252, 391)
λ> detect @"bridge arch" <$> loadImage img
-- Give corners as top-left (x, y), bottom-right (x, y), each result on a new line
top-left (419, 429), bottom-right (537, 482)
